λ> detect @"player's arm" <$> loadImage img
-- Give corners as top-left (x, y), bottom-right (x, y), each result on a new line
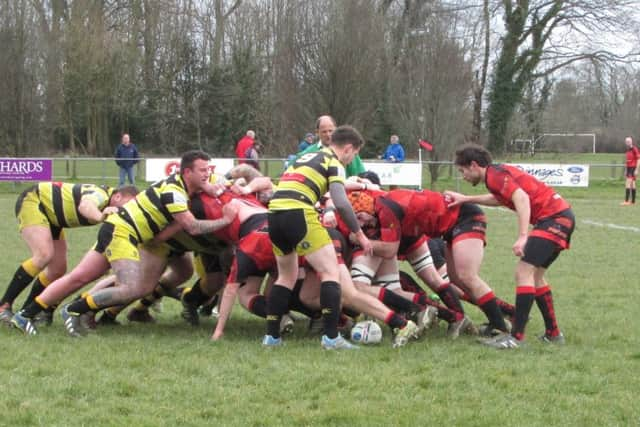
top-left (329, 182), bottom-right (372, 255)
top-left (510, 188), bottom-right (531, 257)
top-left (172, 201), bottom-right (239, 236)
top-left (444, 190), bottom-right (500, 207)
top-left (211, 281), bottom-right (239, 341)
top-left (226, 163), bottom-right (262, 182)
top-left (231, 176), bottom-right (273, 195)
top-left (370, 240), bottom-right (399, 259)
top-left (78, 195), bottom-right (111, 224)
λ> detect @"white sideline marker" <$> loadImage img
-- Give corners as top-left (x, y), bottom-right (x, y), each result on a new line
top-left (581, 220), bottom-right (640, 233)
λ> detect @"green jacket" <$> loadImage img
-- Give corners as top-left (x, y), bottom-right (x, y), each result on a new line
top-left (297, 142), bottom-right (366, 177)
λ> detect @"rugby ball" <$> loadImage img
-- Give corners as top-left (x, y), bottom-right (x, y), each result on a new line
top-left (350, 320), bottom-right (383, 344)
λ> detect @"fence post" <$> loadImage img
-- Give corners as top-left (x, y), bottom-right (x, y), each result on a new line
top-left (611, 160), bottom-right (617, 179)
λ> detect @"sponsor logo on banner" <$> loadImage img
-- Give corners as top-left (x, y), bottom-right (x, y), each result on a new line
top-left (145, 158), bottom-right (235, 182)
top-left (0, 159), bottom-right (53, 181)
top-left (510, 163), bottom-right (589, 187)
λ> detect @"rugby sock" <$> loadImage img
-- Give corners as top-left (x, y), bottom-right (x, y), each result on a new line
top-left (535, 285), bottom-right (560, 337)
top-left (183, 280), bottom-right (209, 306)
top-left (632, 189), bottom-right (637, 203)
top-left (625, 188), bottom-right (630, 202)
top-left (66, 295), bottom-right (99, 315)
top-left (512, 286), bottom-right (535, 340)
top-left (436, 306), bottom-right (462, 323)
top-left (496, 298), bottom-right (515, 318)
top-left (19, 296), bottom-right (49, 318)
top-left (21, 272), bottom-right (52, 309)
top-left (1, 259), bottom-right (41, 306)
top-left (247, 295), bottom-right (267, 318)
top-left (266, 285), bottom-right (292, 339)
top-left (133, 283), bottom-right (167, 311)
top-left (342, 307), bottom-right (360, 319)
top-left (412, 293), bottom-right (428, 306)
top-left (478, 291), bottom-right (507, 331)
top-left (320, 281), bottom-right (341, 339)
top-left (435, 283), bottom-right (465, 314)
top-left (378, 288), bottom-right (420, 313)
top-left (384, 311), bottom-right (408, 329)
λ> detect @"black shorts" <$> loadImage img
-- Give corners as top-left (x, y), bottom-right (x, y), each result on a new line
top-left (443, 203), bottom-right (487, 245)
top-left (521, 237), bottom-right (563, 268)
top-left (625, 167), bottom-right (637, 179)
top-left (268, 209), bottom-right (331, 256)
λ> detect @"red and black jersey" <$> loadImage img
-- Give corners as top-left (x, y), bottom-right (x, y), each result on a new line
top-left (189, 192), bottom-right (242, 243)
top-left (335, 189), bottom-right (401, 244)
top-left (485, 164), bottom-right (571, 224)
top-left (383, 189), bottom-right (460, 238)
top-left (625, 146), bottom-right (640, 167)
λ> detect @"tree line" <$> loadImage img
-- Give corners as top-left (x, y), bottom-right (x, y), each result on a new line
top-left (1, 0), bottom-right (638, 176)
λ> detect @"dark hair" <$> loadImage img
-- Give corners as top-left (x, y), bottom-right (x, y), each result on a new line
top-left (358, 170), bottom-right (381, 186)
top-left (315, 115), bottom-right (337, 130)
top-left (454, 144), bottom-right (492, 167)
top-left (180, 150), bottom-right (211, 172)
top-left (330, 125), bottom-right (365, 149)
top-left (114, 185), bottom-right (139, 197)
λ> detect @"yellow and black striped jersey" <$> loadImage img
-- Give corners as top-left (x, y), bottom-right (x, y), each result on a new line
top-left (107, 173), bottom-right (189, 244)
top-left (269, 147), bottom-right (345, 211)
top-left (37, 182), bottom-right (113, 228)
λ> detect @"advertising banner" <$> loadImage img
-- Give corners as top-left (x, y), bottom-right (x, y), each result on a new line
top-left (509, 163), bottom-right (589, 187)
top-left (0, 158), bottom-right (53, 181)
top-left (145, 158), bottom-right (235, 182)
top-left (362, 162), bottom-right (423, 187)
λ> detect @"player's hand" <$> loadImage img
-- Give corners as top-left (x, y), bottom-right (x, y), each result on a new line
top-left (322, 210), bottom-right (337, 228)
top-left (354, 230), bottom-right (373, 255)
top-left (512, 235), bottom-right (527, 257)
top-left (443, 191), bottom-right (466, 208)
top-left (211, 330), bottom-right (223, 341)
top-left (102, 206), bottom-right (119, 216)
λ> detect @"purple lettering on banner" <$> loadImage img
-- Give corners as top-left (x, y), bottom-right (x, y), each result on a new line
top-left (0, 159), bottom-right (53, 181)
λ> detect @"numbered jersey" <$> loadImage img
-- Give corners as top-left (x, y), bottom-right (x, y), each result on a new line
top-left (269, 147), bottom-right (345, 211)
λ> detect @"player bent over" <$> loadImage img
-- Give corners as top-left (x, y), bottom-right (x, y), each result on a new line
top-left (447, 144), bottom-right (575, 349)
top-left (0, 183), bottom-right (137, 328)
top-left (264, 125), bottom-right (372, 349)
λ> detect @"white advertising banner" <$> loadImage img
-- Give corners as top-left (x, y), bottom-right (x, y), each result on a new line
top-left (508, 163), bottom-right (589, 187)
top-left (145, 158), bottom-right (235, 182)
top-left (362, 162), bottom-right (422, 187)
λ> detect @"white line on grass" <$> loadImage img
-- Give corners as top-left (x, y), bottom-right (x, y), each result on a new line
top-left (581, 220), bottom-right (640, 233)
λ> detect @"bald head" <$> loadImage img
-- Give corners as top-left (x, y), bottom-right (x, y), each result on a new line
top-left (315, 115), bottom-right (337, 147)
top-left (247, 130), bottom-right (255, 139)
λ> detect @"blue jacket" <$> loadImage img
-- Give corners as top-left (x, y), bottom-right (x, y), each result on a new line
top-left (382, 143), bottom-right (405, 162)
top-left (115, 143), bottom-right (139, 169)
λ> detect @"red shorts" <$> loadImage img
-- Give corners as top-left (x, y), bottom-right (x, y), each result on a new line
top-left (227, 229), bottom-right (275, 284)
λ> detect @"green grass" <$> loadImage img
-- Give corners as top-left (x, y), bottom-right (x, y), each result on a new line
top-left (1, 170), bottom-right (639, 425)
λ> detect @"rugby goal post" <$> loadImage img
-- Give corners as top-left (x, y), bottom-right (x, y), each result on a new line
top-left (533, 133), bottom-right (596, 154)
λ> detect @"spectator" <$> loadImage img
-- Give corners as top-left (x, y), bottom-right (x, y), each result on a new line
top-left (298, 133), bottom-right (315, 153)
top-left (621, 136), bottom-right (640, 205)
top-left (115, 133), bottom-right (139, 186)
top-left (235, 130), bottom-right (259, 170)
top-left (380, 134), bottom-right (405, 162)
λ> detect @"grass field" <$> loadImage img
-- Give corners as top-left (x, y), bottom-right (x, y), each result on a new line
top-left (1, 165), bottom-right (639, 426)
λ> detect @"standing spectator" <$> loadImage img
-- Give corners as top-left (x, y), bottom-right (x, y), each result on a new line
top-left (298, 133), bottom-right (315, 153)
top-left (115, 133), bottom-right (139, 186)
top-left (235, 130), bottom-right (257, 168)
top-left (380, 134), bottom-right (405, 162)
top-left (621, 136), bottom-right (640, 205)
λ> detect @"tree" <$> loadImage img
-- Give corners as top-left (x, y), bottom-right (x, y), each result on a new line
top-left (487, 0), bottom-right (640, 154)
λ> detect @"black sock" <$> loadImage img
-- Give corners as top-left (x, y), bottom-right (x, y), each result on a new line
top-left (535, 286), bottom-right (560, 336)
top-left (20, 298), bottom-right (48, 318)
top-left (1, 265), bottom-right (37, 306)
top-left (21, 278), bottom-right (47, 309)
top-left (378, 288), bottom-right (419, 313)
top-left (66, 298), bottom-right (92, 315)
top-left (384, 311), bottom-right (407, 329)
top-left (625, 188), bottom-right (630, 201)
top-left (512, 286), bottom-right (535, 340)
top-left (478, 293), bottom-right (507, 331)
top-left (183, 280), bottom-right (209, 306)
top-left (266, 285), bottom-right (292, 338)
top-left (632, 189), bottom-right (637, 203)
top-left (436, 283), bottom-right (465, 314)
top-left (320, 281), bottom-right (341, 339)
top-left (248, 295), bottom-right (267, 318)
top-left (496, 298), bottom-right (515, 318)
